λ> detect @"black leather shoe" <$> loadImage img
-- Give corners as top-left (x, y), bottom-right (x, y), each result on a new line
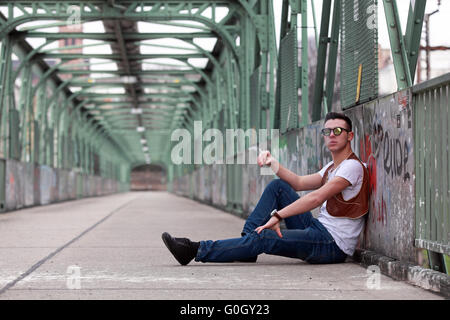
top-left (161, 232), bottom-right (199, 266)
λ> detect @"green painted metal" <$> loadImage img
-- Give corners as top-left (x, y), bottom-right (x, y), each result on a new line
top-left (341, 0), bottom-right (378, 108)
top-left (279, 27), bottom-right (298, 133)
top-left (300, 0), bottom-right (308, 126)
top-left (0, 0), bottom-right (254, 176)
top-left (9, 109), bottom-right (20, 160)
top-left (23, 31), bottom-right (216, 40)
top-left (312, 0), bottom-right (332, 122)
top-left (404, 0), bottom-right (427, 83)
top-left (276, 0), bottom-right (310, 128)
top-left (325, 0), bottom-right (340, 113)
top-left (0, 0), bottom-right (433, 214)
top-left (413, 72), bottom-right (450, 256)
top-left (250, 67), bottom-right (261, 130)
top-left (273, 0), bottom-right (289, 131)
top-left (382, 0), bottom-right (412, 90)
top-left (0, 35), bottom-right (12, 158)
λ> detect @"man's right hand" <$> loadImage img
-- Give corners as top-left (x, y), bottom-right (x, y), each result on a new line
top-left (257, 150), bottom-right (273, 167)
top-left (257, 151), bottom-right (279, 174)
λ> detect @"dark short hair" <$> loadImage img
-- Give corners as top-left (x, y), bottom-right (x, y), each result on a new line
top-left (324, 112), bottom-right (352, 132)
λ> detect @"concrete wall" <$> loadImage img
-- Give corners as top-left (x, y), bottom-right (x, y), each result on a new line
top-left (1, 161), bottom-right (129, 212)
top-left (170, 89), bottom-right (418, 264)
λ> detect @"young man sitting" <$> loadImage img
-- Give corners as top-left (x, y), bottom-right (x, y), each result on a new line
top-left (162, 112), bottom-right (369, 265)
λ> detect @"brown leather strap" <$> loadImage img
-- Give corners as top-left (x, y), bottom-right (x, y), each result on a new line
top-left (273, 212), bottom-right (283, 221)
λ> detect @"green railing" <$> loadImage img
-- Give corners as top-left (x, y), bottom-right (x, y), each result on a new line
top-left (413, 72), bottom-right (450, 258)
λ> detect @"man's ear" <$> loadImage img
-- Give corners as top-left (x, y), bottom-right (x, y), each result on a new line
top-left (348, 131), bottom-right (354, 142)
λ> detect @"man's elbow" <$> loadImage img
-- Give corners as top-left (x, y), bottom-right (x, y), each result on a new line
top-left (307, 192), bottom-right (324, 209)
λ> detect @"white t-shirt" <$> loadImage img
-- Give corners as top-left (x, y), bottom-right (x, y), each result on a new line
top-left (317, 159), bottom-right (366, 256)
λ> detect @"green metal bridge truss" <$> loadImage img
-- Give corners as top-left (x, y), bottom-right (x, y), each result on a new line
top-left (0, 0), bottom-right (279, 183)
top-left (0, 0), bottom-right (428, 180)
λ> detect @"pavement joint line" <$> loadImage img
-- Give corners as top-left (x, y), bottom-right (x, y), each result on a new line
top-left (0, 196), bottom-right (140, 297)
top-left (6, 287), bottom-right (367, 292)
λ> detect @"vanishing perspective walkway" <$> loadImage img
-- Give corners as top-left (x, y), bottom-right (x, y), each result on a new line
top-left (0, 192), bottom-right (443, 300)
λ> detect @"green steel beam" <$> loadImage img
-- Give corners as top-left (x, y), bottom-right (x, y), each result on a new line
top-left (0, 34), bottom-right (13, 157)
top-left (404, 0), bottom-right (427, 83)
top-left (10, 39), bottom-right (58, 83)
top-left (109, 19), bottom-right (142, 139)
top-left (56, 69), bottom-right (198, 75)
top-left (311, 0), bottom-right (332, 122)
top-left (0, 0), bottom-right (278, 172)
top-left (310, 0), bottom-right (319, 47)
top-left (39, 41), bottom-right (114, 54)
top-left (273, 0), bottom-right (289, 130)
top-left (325, 0), bottom-right (340, 112)
top-left (382, 0), bottom-right (412, 89)
top-left (300, 0), bottom-right (308, 126)
top-left (37, 53), bottom-right (206, 60)
top-left (78, 93), bottom-right (193, 99)
top-left (0, 1), bottom-right (241, 61)
top-left (18, 61), bottom-right (32, 162)
top-left (22, 31), bottom-right (216, 40)
top-left (2, 27), bottom-right (112, 160)
top-left (69, 81), bottom-right (200, 88)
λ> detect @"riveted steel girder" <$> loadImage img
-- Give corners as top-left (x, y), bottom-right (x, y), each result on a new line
top-left (0, 0), bottom-right (278, 185)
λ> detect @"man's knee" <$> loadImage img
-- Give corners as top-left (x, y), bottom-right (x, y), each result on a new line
top-left (248, 229), bottom-right (280, 243)
top-left (267, 178), bottom-right (291, 191)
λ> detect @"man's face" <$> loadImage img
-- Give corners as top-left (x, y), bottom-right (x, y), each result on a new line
top-left (323, 119), bottom-right (353, 153)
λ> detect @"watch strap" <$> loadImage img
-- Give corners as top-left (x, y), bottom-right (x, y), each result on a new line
top-left (271, 209), bottom-right (282, 221)
top-left (273, 212), bottom-right (282, 221)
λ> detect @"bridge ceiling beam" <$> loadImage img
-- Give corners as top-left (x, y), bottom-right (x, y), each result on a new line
top-left (0, 0), bottom-right (277, 169)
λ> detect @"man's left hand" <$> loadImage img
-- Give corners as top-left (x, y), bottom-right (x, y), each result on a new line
top-left (255, 217), bottom-right (283, 238)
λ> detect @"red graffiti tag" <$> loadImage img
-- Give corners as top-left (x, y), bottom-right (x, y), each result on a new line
top-left (360, 134), bottom-right (387, 227)
top-left (359, 135), bottom-right (377, 195)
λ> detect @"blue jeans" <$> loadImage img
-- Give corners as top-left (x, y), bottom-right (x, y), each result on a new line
top-left (195, 179), bottom-right (347, 264)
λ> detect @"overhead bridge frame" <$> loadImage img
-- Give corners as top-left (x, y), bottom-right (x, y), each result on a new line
top-left (0, 0), bottom-right (278, 182)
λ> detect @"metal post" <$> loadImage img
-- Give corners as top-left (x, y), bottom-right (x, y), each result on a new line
top-left (382, 0), bottom-right (412, 89)
top-left (0, 35), bottom-right (12, 158)
top-left (325, 0), bottom-right (341, 112)
top-left (312, 0), bottom-right (332, 122)
top-left (403, 0), bottom-right (427, 83)
top-left (300, 0), bottom-right (309, 126)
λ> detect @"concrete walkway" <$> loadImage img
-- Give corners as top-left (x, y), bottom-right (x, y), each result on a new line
top-left (0, 192), bottom-right (443, 300)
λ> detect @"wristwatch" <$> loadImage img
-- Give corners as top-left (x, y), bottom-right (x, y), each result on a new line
top-left (270, 209), bottom-right (283, 221)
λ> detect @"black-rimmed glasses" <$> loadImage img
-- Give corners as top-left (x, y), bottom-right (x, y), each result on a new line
top-left (321, 127), bottom-right (350, 136)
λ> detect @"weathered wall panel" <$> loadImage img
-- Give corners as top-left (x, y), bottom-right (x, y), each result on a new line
top-left (24, 162), bottom-right (34, 207)
top-left (95, 176), bottom-right (101, 196)
top-left (33, 164), bottom-right (40, 206)
top-left (83, 174), bottom-right (89, 197)
top-left (197, 167), bottom-right (205, 202)
top-left (0, 159), bottom-right (125, 213)
top-left (76, 173), bottom-right (83, 198)
top-left (203, 165), bottom-right (212, 203)
top-left (58, 169), bottom-right (69, 201)
top-left (211, 163), bottom-right (227, 207)
top-left (361, 90), bottom-right (415, 262)
top-left (5, 160), bottom-right (24, 210)
top-left (68, 171), bottom-right (77, 199)
top-left (51, 170), bottom-right (59, 203)
top-left (39, 165), bottom-right (56, 205)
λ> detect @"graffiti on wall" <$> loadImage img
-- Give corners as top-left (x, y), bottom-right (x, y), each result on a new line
top-left (360, 92), bottom-right (413, 228)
